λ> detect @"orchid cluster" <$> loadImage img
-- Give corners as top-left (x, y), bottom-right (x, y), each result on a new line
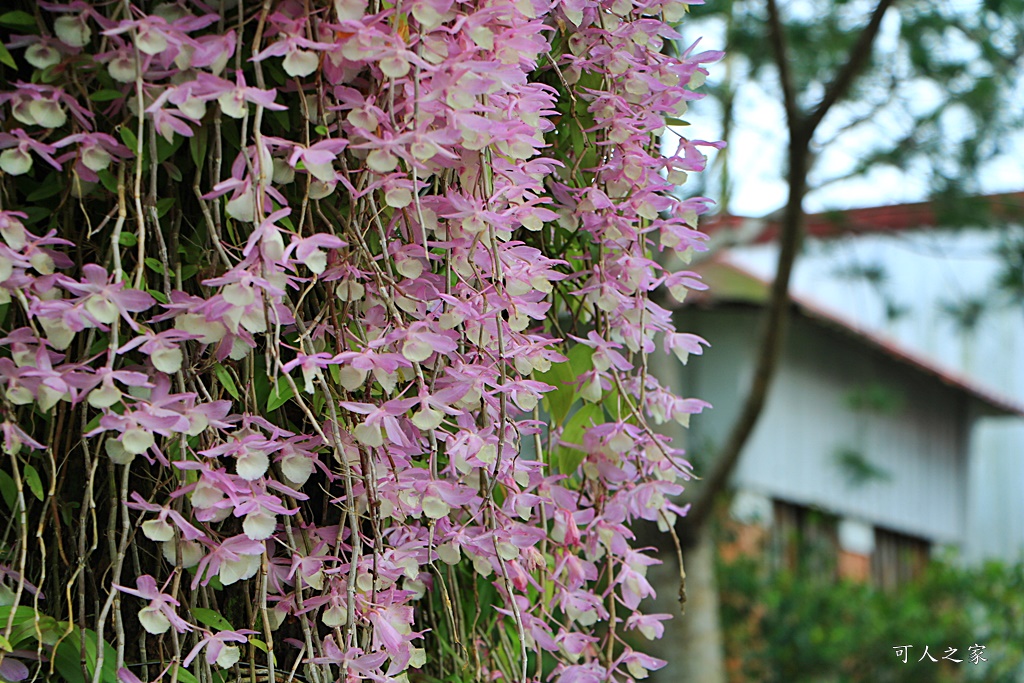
top-left (0, 0), bottom-right (718, 682)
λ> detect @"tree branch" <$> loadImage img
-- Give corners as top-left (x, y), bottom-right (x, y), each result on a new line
top-left (681, 139), bottom-right (809, 542)
top-left (804, 0), bottom-right (897, 136)
top-left (679, 0), bottom-right (898, 546)
top-left (766, 0), bottom-right (799, 125)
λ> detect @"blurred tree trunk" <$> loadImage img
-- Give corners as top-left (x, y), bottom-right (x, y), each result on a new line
top-left (675, 532), bottom-right (727, 683)
top-left (667, 0), bottom-right (897, 679)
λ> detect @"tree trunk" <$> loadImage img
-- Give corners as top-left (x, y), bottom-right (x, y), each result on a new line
top-left (658, 1), bottom-right (899, 677)
top-left (648, 530), bottom-right (726, 683)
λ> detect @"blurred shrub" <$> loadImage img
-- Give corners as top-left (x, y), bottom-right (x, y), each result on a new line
top-left (717, 553), bottom-right (1024, 683)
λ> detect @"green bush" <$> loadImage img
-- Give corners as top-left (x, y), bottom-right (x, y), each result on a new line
top-left (717, 554), bottom-right (1024, 683)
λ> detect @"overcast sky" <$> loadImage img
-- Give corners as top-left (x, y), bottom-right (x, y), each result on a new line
top-left (675, 5), bottom-right (1024, 218)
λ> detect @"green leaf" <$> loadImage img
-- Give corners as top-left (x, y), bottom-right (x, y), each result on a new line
top-left (189, 126), bottom-right (208, 168)
top-left (87, 335), bottom-right (110, 357)
top-left (119, 126), bottom-right (140, 154)
top-left (567, 343), bottom-right (595, 377)
top-left (97, 168), bottom-right (119, 194)
top-left (0, 633), bottom-right (11, 652)
top-left (156, 134), bottom-right (183, 164)
top-left (92, 631), bottom-right (119, 683)
top-left (90, 89), bottom-right (125, 102)
top-left (569, 120), bottom-right (585, 158)
top-left (314, 392), bottom-right (327, 418)
top-left (60, 501), bottom-right (79, 529)
top-left (144, 257), bottom-right (166, 275)
top-left (148, 288), bottom-right (168, 304)
top-left (535, 360), bottom-right (576, 425)
top-left (536, 344), bottom-right (595, 425)
top-left (0, 606), bottom-right (35, 624)
top-left (118, 231), bottom-right (138, 247)
top-left (175, 668), bottom-right (199, 683)
top-left (2, 608), bottom-right (42, 649)
top-left (52, 638), bottom-right (88, 681)
top-left (601, 385), bottom-right (623, 422)
top-left (248, 636), bottom-right (277, 666)
top-left (0, 43), bottom-right (16, 69)
top-left (165, 161), bottom-right (183, 182)
top-left (267, 381), bottom-right (294, 412)
top-left (0, 470), bottom-right (15, 511)
top-left (164, 437), bottom-right (181, 461)
top-left (0, 11), bottom-right (35, 30)
top-left (214, 363), bottom-right (240, 400)
top-left (555, 403), bottom-right (602, 475)
top-left (84, 413), bottom-right (102, 434)
top-left (253, 367), bottom-right (271, 409)
top-left (37, 63), bottom-right (61, 84)
top-left (269, 108), bottom-right (290, 131)
top-left (180, 264), bottom-right (199, 281)
top-left (156, 197), bottom-right (176, 218)
top-left (20, 207), bottom-right (48, 225)
top-left (23, 464), bottom-right (44, 502)
top-left (52, 627), bottom-right (118, 683)
top-left (25, 614), bottom-right (62, 646)
top-left (26, 175), bottom-right (63, 202)
top-left (191, 607), bottom-right (234, 631)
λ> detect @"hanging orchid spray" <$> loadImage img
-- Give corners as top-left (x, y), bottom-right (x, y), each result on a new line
top-left (0, 0), bottom-right (719, 681)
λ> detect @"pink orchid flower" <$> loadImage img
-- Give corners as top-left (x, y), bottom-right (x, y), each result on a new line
top-left (127, 492), bottom-right (206, 542)
top-left (58, 264), bottom-right (155, 330)
top-left (113, 575), bottom-right (192, 635)
top-left (182, 629), bottom-right (255, 669)
top-left (0, 129), bottom-right (61, 176)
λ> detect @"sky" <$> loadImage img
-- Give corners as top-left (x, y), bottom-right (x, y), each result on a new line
top-left (659, 0), bottom-right (1024, 566)
top-left (673, 3), bottom-right (1024, 218)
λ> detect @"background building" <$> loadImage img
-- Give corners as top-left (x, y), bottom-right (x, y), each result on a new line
top-left (674, 258), bottom-right (1022, 583)
top-left (702, 193), bottom-right (1024, 564)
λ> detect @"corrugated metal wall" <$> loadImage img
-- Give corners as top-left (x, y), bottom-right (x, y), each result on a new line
top-left (726, 229), bottom-right (1024, 562)
top-left (679, 307), bottom-right (968, 547)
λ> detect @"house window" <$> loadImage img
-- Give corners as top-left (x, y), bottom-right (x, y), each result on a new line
top-left (871, 527), bottom-right (930, 590)
top-left (769, 500), bottom-right (838, 580)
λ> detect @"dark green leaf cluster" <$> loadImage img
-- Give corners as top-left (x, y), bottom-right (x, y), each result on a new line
top-left (717, 551), bottom-right (1024, 683)
top-left (690, 0), bottom-right (1024, 205)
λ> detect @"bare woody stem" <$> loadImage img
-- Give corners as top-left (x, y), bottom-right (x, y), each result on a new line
top-left (681, 0), bottom-right (897, 543)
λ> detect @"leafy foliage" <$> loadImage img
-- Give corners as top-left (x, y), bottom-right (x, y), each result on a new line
top-left (833, 447), bottom-right (890, 488)
top-left (691, 0), bottom-right (1024, 207)
top-left (718, 552), bottom-right (1024, 683)
top-left (0, 0), bottom-right (719, 681)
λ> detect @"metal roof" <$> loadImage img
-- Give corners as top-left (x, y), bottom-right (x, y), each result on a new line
top-left (681, 259), bottom-right (1024, 418)
top-left (702, 191), bottom-right (1024, 244)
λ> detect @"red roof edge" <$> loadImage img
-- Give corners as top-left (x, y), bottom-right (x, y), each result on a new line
top-left (704, 191), bottom-right (1024, 244)
top-left (691, 260), bottom-right (1024, 418)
